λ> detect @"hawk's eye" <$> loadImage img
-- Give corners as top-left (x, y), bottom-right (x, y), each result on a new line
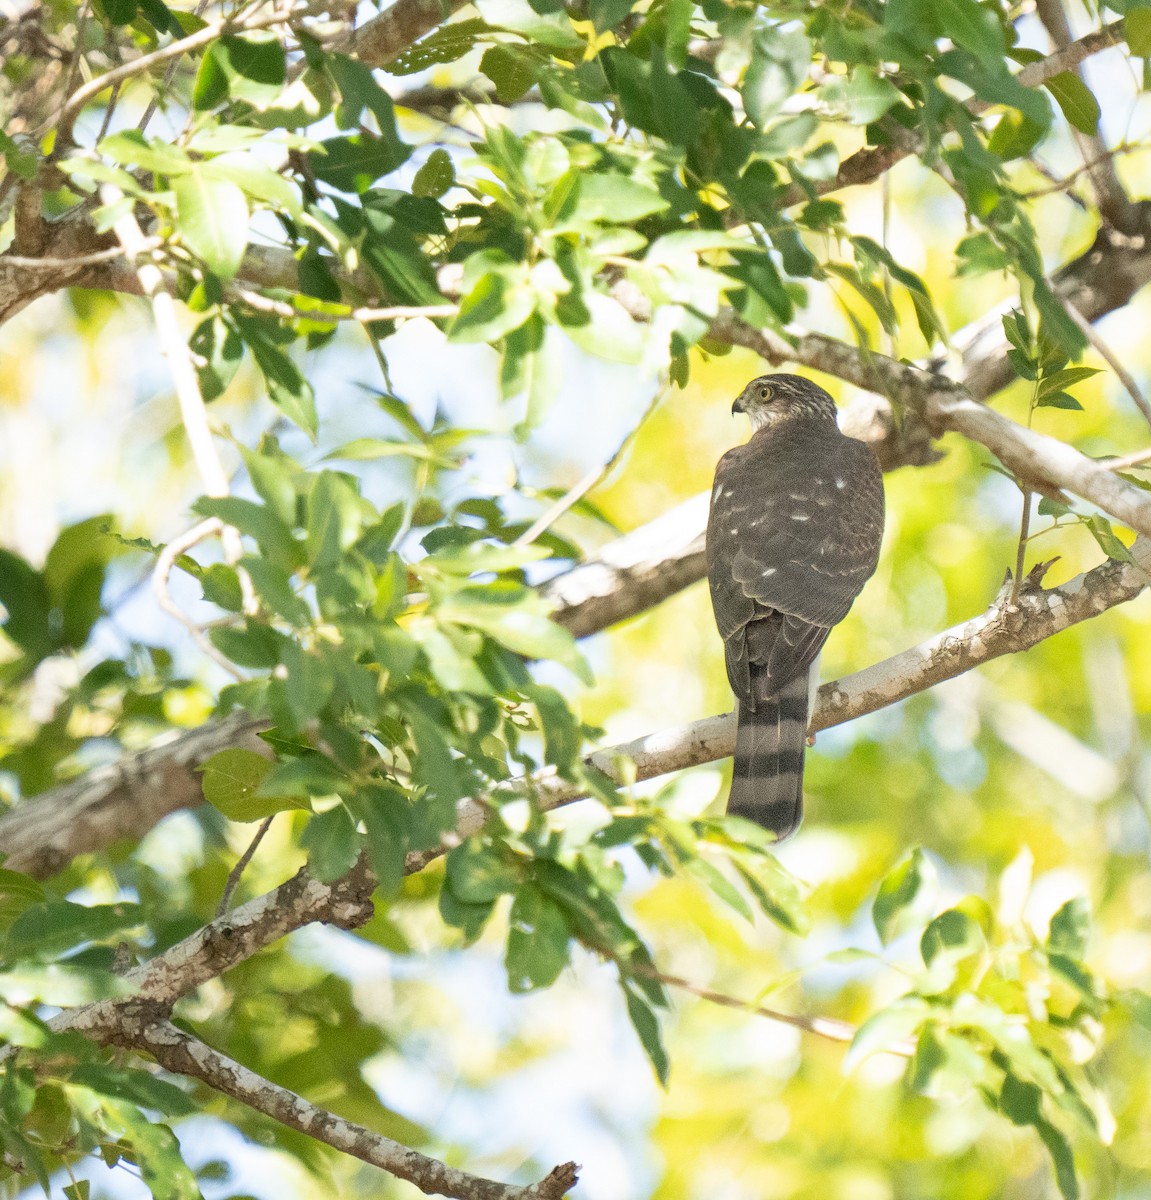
top-left (759, 385), bottom-right (771, 400)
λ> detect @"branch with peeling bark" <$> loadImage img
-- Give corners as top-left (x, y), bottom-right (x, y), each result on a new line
top-left (81, 1012), bottom-right (578, 1200)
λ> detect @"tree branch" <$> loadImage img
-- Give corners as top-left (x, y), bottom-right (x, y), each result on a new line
top-left (336, 0), bottom-right (473, 68)
top-left (710, 315), bottom-right (1151, 539)
top-left (91, 1015), bottom-right (578, 1200)
top-left (1035, 0), bottom-right (1133, 232)
top-left (0, 711), bottom-right (268, 878)
top-left (49, 533), bottom-right (1149, 1045)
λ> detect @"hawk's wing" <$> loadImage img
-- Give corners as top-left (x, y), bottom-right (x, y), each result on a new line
top-left (706, 419), bottom-right (884, 703)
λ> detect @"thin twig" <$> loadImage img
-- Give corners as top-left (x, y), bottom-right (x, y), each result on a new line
top-left (103, 184), bottom-right (255, 612)
top-left (153, 518), bottom-right (244, 679)
top-left (1064, 302), bottom-right (1151, 430)
top-left (1, 239), bottom-right (155, 269)
top-left (52, 7), bottom-right (300, 145)
top-left (1102, 446), bottom-right (1151, 471)
top-left (137, 0), bottom-right (219, 134)
top-left (636, 964), bottom-right (886, 1050)
top-left (513, 386), bottom-right (666, 548)
top-left (217, 815), bottom-right (275, 917)
top-left (232, 285), bottom-right (458, 324)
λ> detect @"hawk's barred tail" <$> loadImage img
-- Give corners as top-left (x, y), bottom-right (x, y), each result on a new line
top-left (727, 673), bottom-right (809, 838)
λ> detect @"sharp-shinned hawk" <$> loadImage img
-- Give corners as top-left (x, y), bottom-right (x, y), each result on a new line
top-left (706, 374), bottom-right (885, 837)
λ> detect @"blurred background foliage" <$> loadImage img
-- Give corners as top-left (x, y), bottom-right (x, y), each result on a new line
top-left (1, 0), bottom-right (1151, 1197)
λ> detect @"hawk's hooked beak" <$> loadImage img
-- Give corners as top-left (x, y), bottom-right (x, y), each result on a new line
top-left (732, 394), bottom-right (746, 416)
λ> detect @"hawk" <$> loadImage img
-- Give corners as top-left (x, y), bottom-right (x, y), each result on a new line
top-left (706, 374), bottom-right (885, 837)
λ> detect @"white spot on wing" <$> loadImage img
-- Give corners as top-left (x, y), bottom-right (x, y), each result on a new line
top-left (761, 567), bottom-right (777, 577)
top-left (791, 512), bottom-right (810, 522)
top-left (835, 477), bottom-right (846, 488)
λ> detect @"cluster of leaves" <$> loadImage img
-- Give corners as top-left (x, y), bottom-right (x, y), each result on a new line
top-left (0, 517), bottom-right (193, 799)
top-left (856, 848), bottom-right (1151, 1200)
top-left (0, 865), bottom-right (204, 1199)
top-left (46, 0), bottom-right (1122, 438)
top-left (999, 307), bottom-right (1137, 565)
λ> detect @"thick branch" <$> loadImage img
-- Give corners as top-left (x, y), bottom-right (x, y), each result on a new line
top-left (92, 1016), bottom-right (577, 1200)
top-left (0, 712), bottom-right (267, 879)
top-left (337, 0), bottom-right (473, 67)
top-left (712, 316), bottom-right (1151, 539)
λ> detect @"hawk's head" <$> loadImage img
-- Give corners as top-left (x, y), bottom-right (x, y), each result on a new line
top-left (732, 373), bottom-right (838, 431)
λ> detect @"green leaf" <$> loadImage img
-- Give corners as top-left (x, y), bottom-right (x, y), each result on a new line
top-left (1038, 495), bottom-right (1071, 517)
top-left (386, 17), bottom-right (490, 75)
top-left (440, 591), bottom-right (590, 681)
top-left (0, 868), bottom-right (46, 930)
top-left (306, 471), bottom-right (364, 570)
top-left (198, 747), bottom-right (308, 822)
top-left (200, 563), bottom-right (244, 612)
top-left (106, 1103), bottom-right (201, 1200)
top-left (192, 495), bottom-right (299, 567)
top-left (842, 67), bottom-right (902, 124)
top-left (0, 548), bottom-right (53, 662)
top-left (43, 516), bottom-right (119, 650)
top-left (356, 784), bottom-right (411, 898)
top-left (188, 316), bottom-right (243, 401)
top-left (242, 556), bottom-right (310, 625)
top-left (506, 884), bottom-right (570, 992)
top-left (1083, 513), bottom-right (1135, 563)
top-left (257, 755), bottom-right (344, 800)
top-left (446, 839), bottom-right (522, 904)
top-left (195, 33), bottom-right (285, 110)
top-left (622, 980), bottom-right (670, 1085)
top-left (1123, 988), bottom-right (1151, 1029)
top-left (1002, 308), bottom-right (1033, 354)
top-left (439, 886), bottom-right (496, 942)
top-left (1127, 8), bottom-right (1151, 55)
top-left (743, 26), bottom-right (810, 128)
top-left (526, 683), bottom-right (582, 776)
top-left (845, 997), bottom-right (932, 1072)
top-left (202, 155), bottom-right (300, 214)
top-left (1048, 896), bottom-right (1090, 959)
top-left (588, 0), bottom-right (632, 31)
top-left (920, 907), bottom-right (985, 970)
top-left (732, 857), bottom-right (810, 935)
top-left (310, 133), bottom-right (411, 194)
top-left (987, 109), bottom-right (1047, 160)
top-left (568, 174), bottom-right (670, 224)
top-left (173, 166), bottom-right (249, 280)
top-left (232, 316), bottom-right (317, 436)
top-left (937, 0), bottom-right (1005, 60)
top-left (8, 901), bottom-right (144, 958)
top-left (300, 804), bottom-right (362, 883)
top-left (480, 44), bottom-right (538, 102)
top-left (69, 1066), bottom-right (195, 1117)
top-left (956, 231), bottom-right (1011, 276)
top-left (685, 857), bottom-right (752, 922)
top-left (449, 269), bottom-right (537, 344)
top-left (412, 148), bottom-right (455, 199)
top-left (1038, 366), bottom-right (1101, 397)
top-left (1044, 73), bottom-right (1101, 134)
top-left (99, 130), bottom-right (191, 175)
top-left (873, 847), bottom-right (936, 945)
